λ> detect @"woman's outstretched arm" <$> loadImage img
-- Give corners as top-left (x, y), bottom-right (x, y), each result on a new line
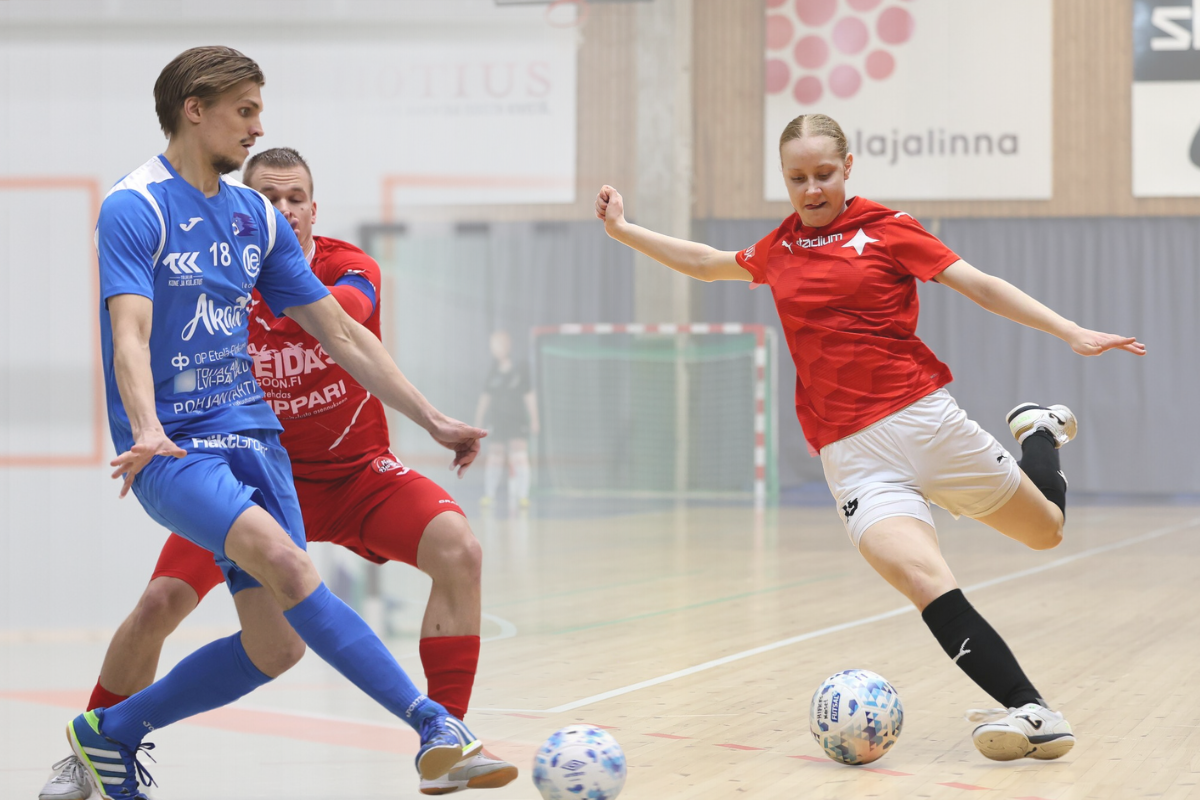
top-left (596, 185), bottom-right (752, 283)
top-left (935, 260), bottom-right (1146, 357)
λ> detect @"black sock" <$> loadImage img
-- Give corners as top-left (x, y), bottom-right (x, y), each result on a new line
top-left (1019, 429), bottom-right (1066, 518)
top-left (921, 589), bottom-right (1043, 709)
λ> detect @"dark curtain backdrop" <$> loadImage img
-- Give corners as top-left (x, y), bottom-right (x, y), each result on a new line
top-left (696, 216), bottom-right (1200, 495)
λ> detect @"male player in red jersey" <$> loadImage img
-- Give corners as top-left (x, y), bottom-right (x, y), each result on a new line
top-left (40, 148), bottom-right (516, 800)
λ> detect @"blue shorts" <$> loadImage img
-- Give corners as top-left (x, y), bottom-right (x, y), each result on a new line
top-left (131, 429), bottom-right (306, 595)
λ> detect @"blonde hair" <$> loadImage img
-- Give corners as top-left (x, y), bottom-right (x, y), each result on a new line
top-left (778, 113), bottom-right (849, 160)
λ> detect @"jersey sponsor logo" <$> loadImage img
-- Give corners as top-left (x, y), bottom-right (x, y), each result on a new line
top-left (171, 378), bottom-right (259, 414)
top-left (162, 251), bottom-right (202, 273)
top-left (242, 244), bottom-right (262, 280)
top-left (189, 433), bottom-right (268, 452)
top-left (164, 252), bottom-right (204, 287)
top-left (372, 455), bottom-right (411, 475)
top-left (231, 212), bottom-right (258, 237)
top-left (250, 341), bottom-right (335, 388)
top-left (179, 217), bottom-right (204, 232)
top-left (841, 228), bottom-right (880, 256)
top-left (796, 233), bottom-right (844, 249)
top-left (744, 244), bottom-right (756, 259)
top-left (192, 341), bottom-right (246, 366)
top-left (173, 359), bottom-right (252, 394)
top-left (181, 293), bottom-right (251, 341)
top-left (269, 379), bottom-right (348, 416)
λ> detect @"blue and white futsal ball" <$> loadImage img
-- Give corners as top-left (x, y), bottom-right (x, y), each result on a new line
top-left (533, 725), bottom-right (627, 800)
top-left (809, 669), bottom-right (904, 765)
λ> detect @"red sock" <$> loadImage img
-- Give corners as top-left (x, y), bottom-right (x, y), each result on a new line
top-left (87, 679), bottom-right (130, 712)
top-left (419, 635), bottom-right (480, 720)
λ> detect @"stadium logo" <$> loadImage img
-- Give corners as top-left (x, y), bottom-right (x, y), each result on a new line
top-left (231, 211), bottom-right (258, 237)
top-left (242, 244), bottom-right (262, 280)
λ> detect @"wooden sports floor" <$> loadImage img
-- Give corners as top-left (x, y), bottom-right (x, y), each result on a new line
top-left (4, 500), bottom-right (1200, 799)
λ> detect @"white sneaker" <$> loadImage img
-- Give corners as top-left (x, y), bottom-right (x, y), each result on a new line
top-left (1006, 402), bottom-right (1077, 448)
top-left (969, 703), bottom-right (1075, 761)
top-left (419, 751), bottom-right (519, 795)
top-left (39, 755), bottom-right (92, 800)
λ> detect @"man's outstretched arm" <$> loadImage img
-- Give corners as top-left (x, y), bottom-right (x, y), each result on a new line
top-left (285, 295), bottom-right (486, 475)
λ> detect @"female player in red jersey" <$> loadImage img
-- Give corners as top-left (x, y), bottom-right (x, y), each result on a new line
top-left (595, 113), bottom-right (1145, 762)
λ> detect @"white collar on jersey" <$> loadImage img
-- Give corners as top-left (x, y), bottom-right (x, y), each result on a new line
top-left (305, 241), bottom-right (316, 264)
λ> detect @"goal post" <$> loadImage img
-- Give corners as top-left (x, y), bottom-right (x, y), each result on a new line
top-left (532, 323), bottom-right (779, 503)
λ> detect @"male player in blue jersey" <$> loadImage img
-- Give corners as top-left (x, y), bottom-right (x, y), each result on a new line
top-left (66, 46), bottom-right (486, 800)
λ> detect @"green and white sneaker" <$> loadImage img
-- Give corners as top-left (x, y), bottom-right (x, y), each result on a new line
top-left (66, 711), bottom-right (155, 800)
top-left (1007, 402), bottom-right (1077, 448)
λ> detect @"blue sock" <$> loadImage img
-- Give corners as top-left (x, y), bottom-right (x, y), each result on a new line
top-left (283, 583), bottom-right (444, 731)
top-left (99, 632), bottom-right (271, 747)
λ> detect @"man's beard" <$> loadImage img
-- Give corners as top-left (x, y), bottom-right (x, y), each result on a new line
top-left (212, 153), bottom-right (243, 175)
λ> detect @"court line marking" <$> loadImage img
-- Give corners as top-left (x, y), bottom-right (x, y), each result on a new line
top-left (538, 516), bottom-right (1200, 713)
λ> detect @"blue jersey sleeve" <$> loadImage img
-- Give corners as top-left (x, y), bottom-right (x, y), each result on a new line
top-left (255, 207), bottom-right (330, 316)
top-left (97, 190), bottom-right (162, 303)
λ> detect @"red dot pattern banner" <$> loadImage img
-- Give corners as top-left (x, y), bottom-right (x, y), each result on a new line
top-left (766, 0), bottom-right (914, 105)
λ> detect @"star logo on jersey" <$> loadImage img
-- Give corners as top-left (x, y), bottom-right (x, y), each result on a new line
top-left (231, 212), bottom-right (258, 237)
top-left (842, 228), bottom-right (879, 256)
top-left (179, 217), bottom-right (203, 232)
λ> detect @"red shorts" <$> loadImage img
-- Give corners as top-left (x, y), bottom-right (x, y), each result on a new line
top-left (150, 461), bottom-right (465, 600)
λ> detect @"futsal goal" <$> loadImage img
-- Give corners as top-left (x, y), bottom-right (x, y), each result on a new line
top-left (533, 323), bottom-right (778, 503)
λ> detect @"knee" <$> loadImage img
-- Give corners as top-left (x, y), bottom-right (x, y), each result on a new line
top-left (262, 545), bottom-right (317, 607)
top-left (245, 631), bottom-right (306, 678)
top-left (425, 517), bottom-right (483, 584)
top-left (899, 561), bottom-right (956, 610)
top-left (1029, 518), bottom-right (1064, 551)
top-left (130, 579), bottom-right (196, 639)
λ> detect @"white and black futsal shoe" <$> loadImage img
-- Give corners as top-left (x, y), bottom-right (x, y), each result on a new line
top-left (1006, 403), bottom-right (1077, 449)
top-left (968, 703), bottom-right (1075, 761)
top-left (39, 755), bottom-right (92, 800)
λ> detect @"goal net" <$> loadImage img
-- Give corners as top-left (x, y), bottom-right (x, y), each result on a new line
top-left (533, 323), bottom-right (778, 503)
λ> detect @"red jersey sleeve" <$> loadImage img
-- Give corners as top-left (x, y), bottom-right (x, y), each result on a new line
top-left (885, 214), bottom-right (961, 282)
top-left (734, 226), bottom-right (781, 287)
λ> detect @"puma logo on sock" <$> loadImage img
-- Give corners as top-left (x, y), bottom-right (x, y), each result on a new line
top-left (953, 638), bottom-right (971, 663)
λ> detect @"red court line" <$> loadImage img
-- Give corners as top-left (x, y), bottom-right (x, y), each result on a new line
top-left (938, 782), bottom-right (990, 791)
top-left (0, 689), bottom-right (532, 760)
top-left (587, 723), bottom-right (619, 730)
top-left (0, 177), bottom-right (105, 468)
top-left (864, 767), bottom-right (913, 776)
top-left (645, 733), bottom-right (691, 740)
top-left (715, 743), bottom-right (765, 751)
top-left (789, 754), bottom-right (827, 762)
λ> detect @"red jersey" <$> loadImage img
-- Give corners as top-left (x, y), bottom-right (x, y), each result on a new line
top-left (248, 236), bottom-right (390, 479)
top-left (736, 196), bottom-right (960, 453)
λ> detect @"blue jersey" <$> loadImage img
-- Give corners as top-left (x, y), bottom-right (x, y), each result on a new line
top-left (97, 155), bottom-right (330, 453)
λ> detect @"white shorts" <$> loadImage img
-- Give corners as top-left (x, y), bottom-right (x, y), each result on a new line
top-left (819, 389), bottom-right (1022, 548)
